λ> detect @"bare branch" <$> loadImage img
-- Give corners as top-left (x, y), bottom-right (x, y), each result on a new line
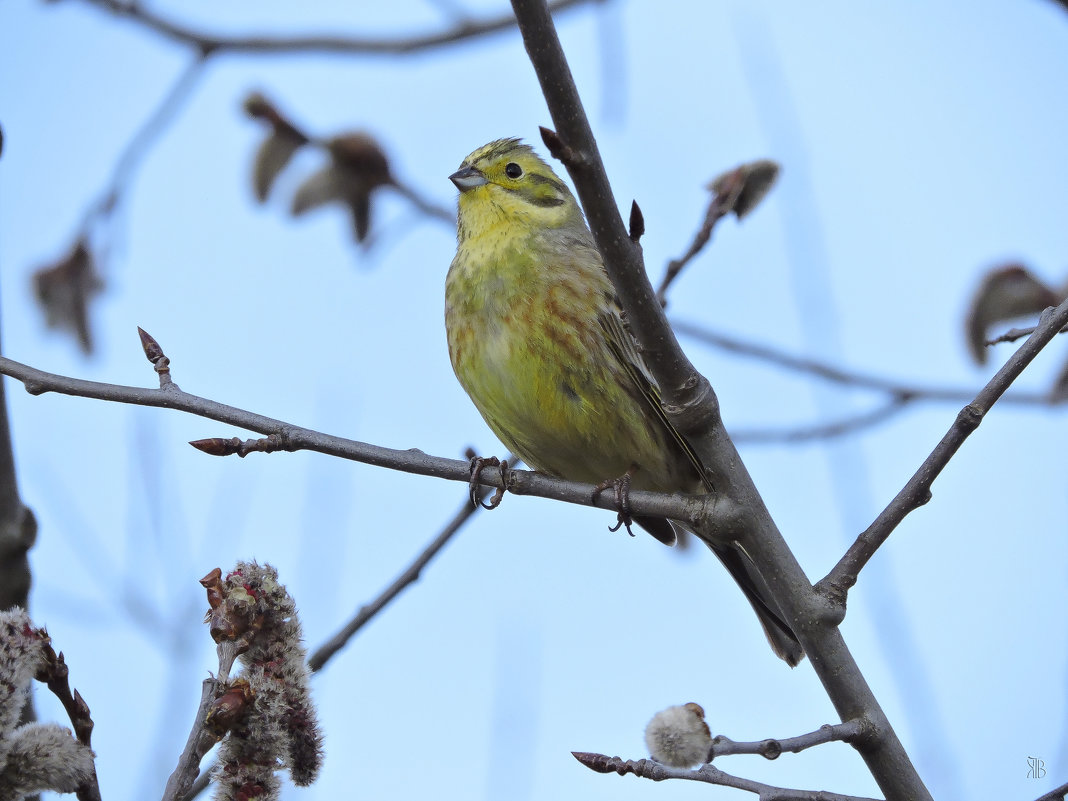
top-left (80, 58), bottom-right (207, 246)
top-left (36, 644), bottom-right (102, 801)
top-left (1034, 780), bottom-right (1068, 801)
top-left (306, 469), bottom-right (506, 672)
top-left (676, 320), bottom-right (1060, 407)
top-left (0, 346), bottom-right (698, 524)
top-left (986, 321), bottom-right (1068, 348)
top-left (732, 397), bottom-right (910, 445)
top-left (510, 2), bottom-right (932, 798)
top-left (572, 752), bottom-right (882, 800)
top-left (819, 297), bottom-right (1068, 598)
top-left (708, 719), bottom-right (865, 760)
top-left (162, 678), bottom-right (223, 801)
top-left (72, 0), bottom-right (596, 56)
top-left (656, 160), bottom-right (779, 306)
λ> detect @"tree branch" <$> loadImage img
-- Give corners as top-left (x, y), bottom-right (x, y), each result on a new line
top-left (510, 1), bottom-right (932, 798)
top-left (306, 468), bottom-right (509, 672)
top-left (79, 57), bottom-right (208, 245)
top-left (0, 346), bottom-right (700, 525)
top-left (72, 0), bottom-right (596, 56)
top-left (985, 321), bottom-right (1068, 348)
top-left (1034, 780), bottom-right (1068, 801)
top-left (708, 719), bottom-right (865, 760)
top-left (572, 751), bottom-right (882, 800)
top-left (675, 320), bottom-right (1062, 407)
top-left (732, 397), bottom-right (910, 445)
top-left (819, 296), bottom-right (1068, 597)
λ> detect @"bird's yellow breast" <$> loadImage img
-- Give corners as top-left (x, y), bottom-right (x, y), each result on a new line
top-left (445, 217), bottom-right (676, 487)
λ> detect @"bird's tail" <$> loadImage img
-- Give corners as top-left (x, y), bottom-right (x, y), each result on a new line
top-left (703, 535), bottom-right (805, 667)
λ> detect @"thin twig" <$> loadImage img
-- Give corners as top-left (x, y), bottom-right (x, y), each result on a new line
top-left (79, 57), bottom-right (208, 246)
top-left (307, 469), bottom-right (512, 672)
top-left (162, 678), bottom-right (222, 801)
top-left (675, 320), bottom-right (1059, 407)
top-left (73, 0), bottom-right (595, 56)
top-left (656, 160), bottom-right (780, 307)
top-left (985, 322), bottom-right (1068, 348)
top-left (572, 752), bottom-right (882, 800)
top-left (180, 460), bottom-right (510, 801)
top-left (708, 719), bottom-right (866, 760)
top-left (732, 397), bottom-right (910, 445)
top-left (819, 297), bottom-right (1068, 599)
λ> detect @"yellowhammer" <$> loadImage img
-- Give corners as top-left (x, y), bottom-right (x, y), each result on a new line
top-left (445, 138), bottom-right (802, 666)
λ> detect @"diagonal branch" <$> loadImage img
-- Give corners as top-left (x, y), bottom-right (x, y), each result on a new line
top-left (818, 296), bottom-right (1068, 598)
top-left (306, 468), bottom-right (511, 672)
top-left (79, 57), bottom-right (208, 245)
top-left (509, 1), bottom-right (932, 799)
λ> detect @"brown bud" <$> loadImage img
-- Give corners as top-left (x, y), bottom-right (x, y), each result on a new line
top-left (137, 326), bottom-right (164, 363)
top-left (190, 437), bottom-right (241, 456)
top-left (206, 678), bottom-right (254, 735)
top-left (201, 568), bottom-right (225, 609)
top-left (571, 751), bottom-right (614, 773)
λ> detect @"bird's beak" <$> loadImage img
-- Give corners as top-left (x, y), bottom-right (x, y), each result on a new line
top-left (450, 165), bottom-right (488, 192)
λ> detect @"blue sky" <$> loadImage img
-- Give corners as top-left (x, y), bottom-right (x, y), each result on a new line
top-left (1, 2), bottom-right (1067, 800)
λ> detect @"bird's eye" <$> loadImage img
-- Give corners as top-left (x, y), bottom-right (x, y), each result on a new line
top-left (504, 162), bottom-right (523, 179)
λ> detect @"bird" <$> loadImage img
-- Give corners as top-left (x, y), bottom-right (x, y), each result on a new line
top-left (444, 138), bottom-right (803, 666)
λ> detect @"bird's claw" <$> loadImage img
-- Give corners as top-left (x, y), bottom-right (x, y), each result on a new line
top-left (468, 455), bottom-right (508, 510)
top-left (592, 467), bottom-right (636, 537)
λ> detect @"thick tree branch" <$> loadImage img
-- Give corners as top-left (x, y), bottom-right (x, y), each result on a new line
top-left (819, 296), bottom-right (1068, 597)
top-left (1034, 780), bottom-right (1068, 801)
top-left (73, 0), bottom-right (596, 56)
top-left (510, 2), bottom-right (932, 799)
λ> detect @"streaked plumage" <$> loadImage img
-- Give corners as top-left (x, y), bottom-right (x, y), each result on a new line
top-left (445, 139), bottom-right (802, 665)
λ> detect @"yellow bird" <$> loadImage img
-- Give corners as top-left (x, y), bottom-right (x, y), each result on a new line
top-left (445, 138), bottom-right (802, 666)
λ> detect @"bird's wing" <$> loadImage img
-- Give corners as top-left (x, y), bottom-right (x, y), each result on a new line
top-left (598, 307), bottom-right (714, 493)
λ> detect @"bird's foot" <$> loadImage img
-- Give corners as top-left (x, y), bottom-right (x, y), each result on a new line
top-left (467, 454), bottom-right (508, 510)
top-left (592, 465), bottom-right (637, 537)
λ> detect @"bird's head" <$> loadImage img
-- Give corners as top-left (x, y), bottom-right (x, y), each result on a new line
top-left (450, 138), bottom-right (583, 234)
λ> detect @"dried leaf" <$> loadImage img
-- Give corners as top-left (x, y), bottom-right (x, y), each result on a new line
top-left (965, 264), bottom-right (1060, 364)
top-left (32, 241), bottom-right (103, 355)
top-left (1051, 355), bottom-right (1068, 402)
top-left (290, 166), bottom-right (348, 217)
top-left (327, 132), bottom-right (392, 189)
top-left (708, 159), bottom-right (780, 220)
top-left (252, 129), bottom-right (307, 202)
